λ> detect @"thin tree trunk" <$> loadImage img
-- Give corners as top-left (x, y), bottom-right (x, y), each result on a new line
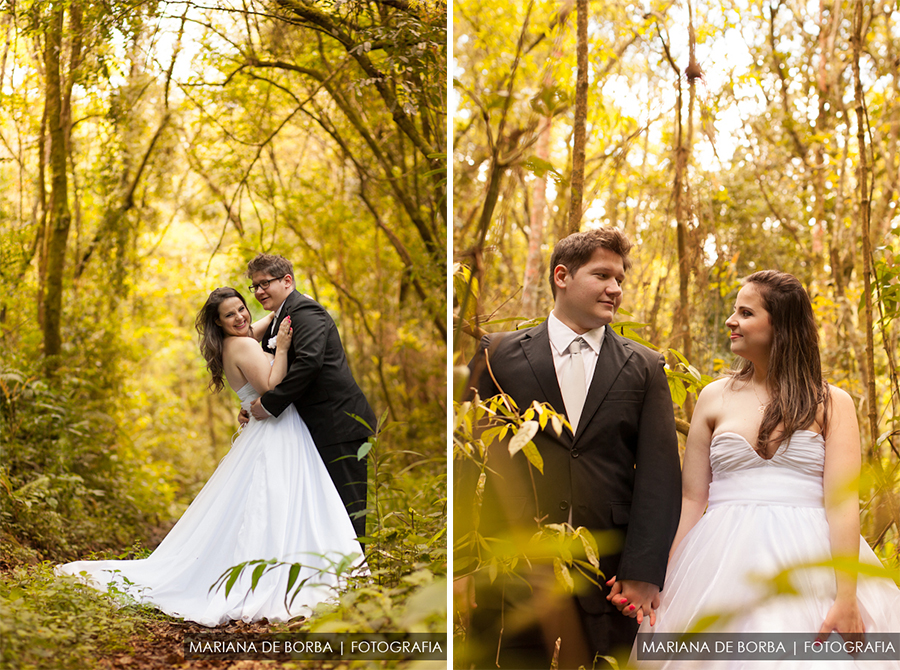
top-left (852, 0), bottom-right (899, 551)
top-left (567, 0), bottom-right (587, 233)
top-left (679, 16), bottom-right (699, 420)
top-left (661, 18), bottom-right (694, 419)
top-left (851, 0), bottom-right (877, 453)
top-left (522, 116), bottom-right (551, 315)
top-left (42, 5), bottom-right (71, 369)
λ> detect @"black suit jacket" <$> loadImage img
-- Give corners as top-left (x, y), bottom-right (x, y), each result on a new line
top-left (260, 290), bottom-right (375, 446)
top-left (457, 320), bottom-right (681, 614)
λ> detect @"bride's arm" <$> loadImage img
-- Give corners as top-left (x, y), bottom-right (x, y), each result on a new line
top-left (668, 381), bottom-right (717, 558)
top-left (818, 386), bottom-right (864, 641)
top-left (250, 312), bottom-right (275, 342)
top-left (229, 318), bottom-right (292, 394)
top-left (267, 317), bottom-right (291, 388)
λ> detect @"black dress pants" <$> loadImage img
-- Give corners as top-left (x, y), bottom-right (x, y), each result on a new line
top-left (318, 438), bottom-right (369, 540)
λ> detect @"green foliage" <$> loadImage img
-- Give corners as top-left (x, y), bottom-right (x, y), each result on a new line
top-left (0, 563), bottom-right (144, 670)
top-left (309, 418), bottom-right (446, 634)
top-left (300, 568), bottom-right (446, 635)
top-left (209, 417), bottom-right (447, 637)
top-left (452, 383), bottom-right (603, 597)
top-left (0, 356), bottom-right (162, 563)
top-left (870, 245), bottom-right (900, 326)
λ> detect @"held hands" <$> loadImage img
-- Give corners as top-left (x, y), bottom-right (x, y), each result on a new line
top-left (605, 576), bottom-right (660, 626)
top-left (250, 397), bottom-right (270, 421)
top-left (816, 596), bottom-right (865, 647)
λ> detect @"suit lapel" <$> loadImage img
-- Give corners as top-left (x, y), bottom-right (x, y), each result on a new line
top-left (520, 321), bottom-right (571, 442)
top-left (574, 328), bottom-right (633, 443)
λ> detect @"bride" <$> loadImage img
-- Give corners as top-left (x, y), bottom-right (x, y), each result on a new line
top-left (611, 270), bottom-right (900, 668)
top-left (58, 287), bottom-right (362, 627)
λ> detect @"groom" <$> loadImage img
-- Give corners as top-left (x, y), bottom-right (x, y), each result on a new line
top-left (245, 253), bottom-right (375, 539)
top-left (456, 227), bottom-right (681, 669)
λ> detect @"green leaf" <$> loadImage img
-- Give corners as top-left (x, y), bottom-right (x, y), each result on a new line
top-left (522, 155), bottom-right (560, 179)
top-left (521, 441), bottom-right (544, 474)
top-left (250, 563), bottom-right (267, 591)
top-left (224, 565), bottom-right (243, 597)
top-left (357, 442), bottom-right (373, 459)
top-left (668, 376), bottom-right (687, 407)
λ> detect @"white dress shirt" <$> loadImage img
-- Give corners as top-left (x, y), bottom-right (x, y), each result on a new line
top-left (547, 311), bottom-right (605, 391)
top-left (547, 313), bottom-right (605, 524)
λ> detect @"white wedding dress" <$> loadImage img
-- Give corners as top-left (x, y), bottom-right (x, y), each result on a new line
top-left (632, 430), bottom-right (900, 669)
top-left (58, 382), bottom-right (363, 627)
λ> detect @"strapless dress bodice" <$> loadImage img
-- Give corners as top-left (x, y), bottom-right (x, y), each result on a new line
top-left (708, 429), bottom-right (825, 509)
top-left (235, 382), bottom-right (261, 411)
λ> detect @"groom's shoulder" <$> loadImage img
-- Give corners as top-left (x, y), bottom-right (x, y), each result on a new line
top-left (479, 322), bottom-right (541, 353)
top-left (289, 291), bottom-right (329, 314)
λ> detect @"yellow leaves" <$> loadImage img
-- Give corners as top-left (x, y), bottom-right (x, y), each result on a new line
top-left (553, 557), bottom-right (574, 591)
top-left (507, 418), bottom-right (538, 455)
top-left (456, 391), bottom-right (564, 476)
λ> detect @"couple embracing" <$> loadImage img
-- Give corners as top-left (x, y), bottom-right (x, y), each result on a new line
top-left (59, 254), bottom-right (374, 626)
top-left (456, 228), bottom-right (900, 669)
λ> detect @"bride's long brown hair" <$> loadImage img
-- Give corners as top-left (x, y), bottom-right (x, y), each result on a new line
top-left (196, 288), bottom-right (252, 393)
top-left (731, 270), bottom-right (830, 453)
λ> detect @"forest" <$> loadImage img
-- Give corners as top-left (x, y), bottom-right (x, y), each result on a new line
top-left (453, 0), bottom-right (898, 664)
top-left (0, 0), bottom-right (446, 668)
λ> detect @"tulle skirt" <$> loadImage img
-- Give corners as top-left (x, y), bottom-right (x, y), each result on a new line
top-left (58, 406), bottom-right (363, 627)
top-left (630, 501), bottom-right (900, 669)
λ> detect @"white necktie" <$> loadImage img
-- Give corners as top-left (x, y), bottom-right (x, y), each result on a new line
top-left (561, 337), bottom-right (587, 432)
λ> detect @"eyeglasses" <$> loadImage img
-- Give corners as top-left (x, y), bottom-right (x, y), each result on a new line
top-left (249, 275), bottom-right (286, 292)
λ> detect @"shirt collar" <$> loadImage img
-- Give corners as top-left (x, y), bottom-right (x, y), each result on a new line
top-left (273, 299), bottom-right (287, 320)
top-left (548, 311), bottom-right (605, 355)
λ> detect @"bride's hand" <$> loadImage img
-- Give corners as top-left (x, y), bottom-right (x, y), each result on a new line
top-left (276, 316), bottom-right (292, 351)
top-left (816, 596), bottom-right (865, 647)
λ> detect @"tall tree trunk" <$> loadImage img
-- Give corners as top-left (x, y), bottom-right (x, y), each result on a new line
top-left (36, 100), bottom-right (49, 332)
top-left (522, 116), bottom-right (551, 315)
top-left (661, 18), bottom-right (695, 419)
top-left (567, 0), bottom-right (587, 233)
top-left (42, 4), bottom-right (71, 370)
top-left (679, 15), bottom-right (699, 420)
top-left (851, 0), bottom-right (877, 453)
top-left (852, 0), bottom-right (899, 549)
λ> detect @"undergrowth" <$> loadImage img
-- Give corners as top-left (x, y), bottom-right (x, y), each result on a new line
top-left (0, 562), bottom-right (150, 670)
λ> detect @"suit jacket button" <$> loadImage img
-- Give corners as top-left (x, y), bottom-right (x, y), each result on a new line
top-left (559, 501), bottom-right (570, 511)
top-left (571, 448), bottom-right (579, 458)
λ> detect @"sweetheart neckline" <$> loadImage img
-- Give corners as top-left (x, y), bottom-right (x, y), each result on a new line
top-left (711, 429), bottom-right (823, 462)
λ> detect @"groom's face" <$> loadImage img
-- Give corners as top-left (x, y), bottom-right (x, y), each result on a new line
top-left (250, 271), bottom-right (293, 312)
top-left (553, 247), bottom-right (625, 333)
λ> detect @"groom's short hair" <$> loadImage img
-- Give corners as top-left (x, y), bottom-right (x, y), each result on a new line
top-left (248, 253), bottom-right (294, 280)
top-left (548, 227), bottom-right (632, 297)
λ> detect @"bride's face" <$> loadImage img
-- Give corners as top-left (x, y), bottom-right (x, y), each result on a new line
top-left (216, 297), bottom-right (251, 338)
top-left (725, 284), bottom-right (773, 360)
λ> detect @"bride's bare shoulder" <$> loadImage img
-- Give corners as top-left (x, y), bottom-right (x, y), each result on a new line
top-left (222, 335), bottom-right (263, 359)
top-left (697, 377), bottom-right (732, 402)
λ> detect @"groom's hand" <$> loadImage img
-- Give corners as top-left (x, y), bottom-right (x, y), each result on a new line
top-left (250, 398), bottom-right (272, 420)
top-left (606, 577), bottom-right (659, 626)
top-left (238, 409), bottom-right (250, 426)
